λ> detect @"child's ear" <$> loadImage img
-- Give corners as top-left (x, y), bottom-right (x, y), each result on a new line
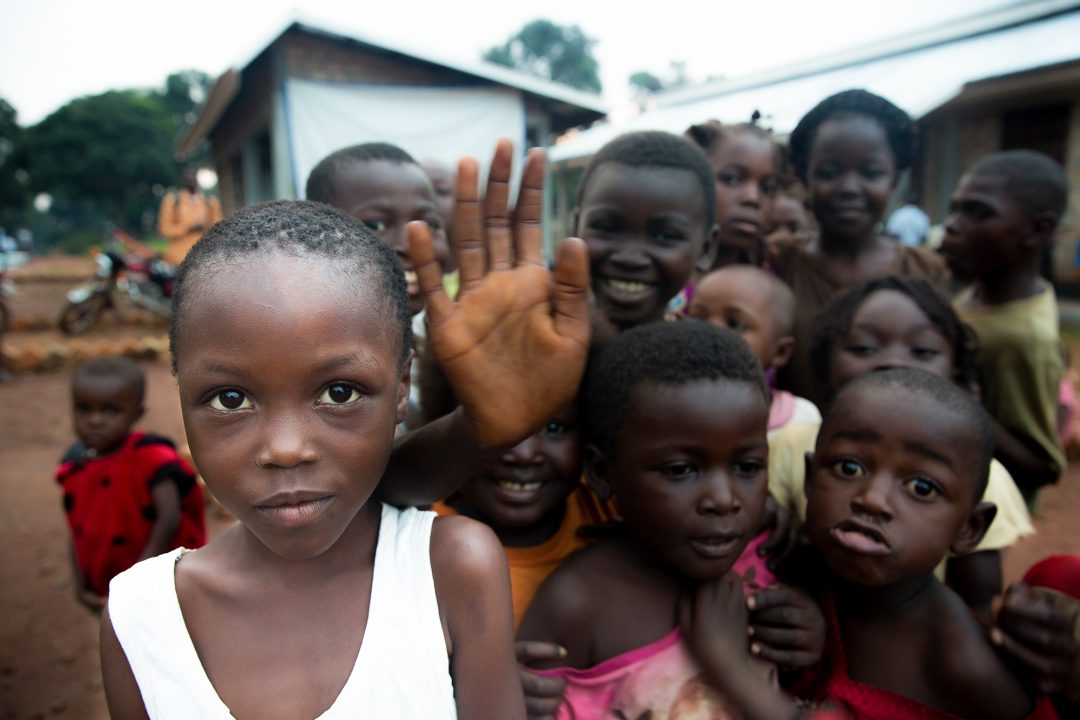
top-left (695, 223), bottom-right (721, 274)
top-left (396, 350), bottom-right (414, 423)
top-left (768, 336), bottom-right (796, 371)
top-left (950, 501), bottom-right (997, 556)
top-left (584, 444), bottom-right (614, 500)
top-left (134, 404), bottom-right (146, 424)
top-left (1027, 211), bottom-right (1058, 248)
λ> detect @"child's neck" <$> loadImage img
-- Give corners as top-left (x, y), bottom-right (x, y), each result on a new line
top-left (817, 227), bottom-right (883, 259)
top-left (971, 265), bottom-right (1043, 306)
top-left (452, 499), bottom-right (567, 549)
top-left (833, 572), bottom-right (937, 618)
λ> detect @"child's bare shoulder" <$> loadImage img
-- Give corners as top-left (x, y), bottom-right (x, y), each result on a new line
top-left (429, 514), bottom-right (506, 580)
top-left (928, 588), bottom-right (1033, 718)
top-left (518, 539), bottom-right (626, 645)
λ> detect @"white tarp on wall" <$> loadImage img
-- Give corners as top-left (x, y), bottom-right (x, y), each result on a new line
top-left (285, 78), bottom-right (526, 197)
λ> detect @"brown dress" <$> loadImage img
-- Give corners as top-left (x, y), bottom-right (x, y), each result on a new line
top-left (771, 234), bottom-right (950, 408)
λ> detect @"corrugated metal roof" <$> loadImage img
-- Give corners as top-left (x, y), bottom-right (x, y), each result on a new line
top-left (549, 1), bottom-right (1080, 163)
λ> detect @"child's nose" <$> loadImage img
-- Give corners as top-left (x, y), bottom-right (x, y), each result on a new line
top-left (697, 473), bottom-right (740, 515)
top-left (737, 182), bottom-right (762, 207)
top-left (501, 435), bottom-right (543, 466)
top-left (609, 240), bottom-right (649, 268)
top-left (256, 413), bottom-right (319, 469)
top-left (852, 475), bottom-right (894, 519)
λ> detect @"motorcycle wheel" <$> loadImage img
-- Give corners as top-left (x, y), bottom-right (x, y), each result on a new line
top-left (58, 293), bottom-right (108, 335)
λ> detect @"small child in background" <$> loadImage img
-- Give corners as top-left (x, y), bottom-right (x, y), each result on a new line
top-left (770, 193), bottom-right (811, 237)
top-left (685, 118), bottom-right (784, 269)
top-left (941, 149), bottom-right (1069, 506)
top-left (768, 276), bottom-right (1033, 617)
top-left (57, 357), bottom-right (205, 611)
top-left (420, 159), bottom-right (457, 272)
top-left (574, 131), bottom-right (719, 339)
top-left (688, 264), bottom-right (820, 434)
top-left (519, 321), bottom-right (825, 719)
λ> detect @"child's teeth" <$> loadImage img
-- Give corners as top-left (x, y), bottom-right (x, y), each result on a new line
top-left (404, 270), bottom-right (418, 284)
top-left (497, 479), bottom-right (543, 492)
top-left (609, 279), bottom-right (650, 293)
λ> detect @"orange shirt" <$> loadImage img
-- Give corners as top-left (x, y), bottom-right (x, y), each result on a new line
top-left (434, 487), bottom-right (602, 628)
top-left (157, 189), bottom-right (222, 265)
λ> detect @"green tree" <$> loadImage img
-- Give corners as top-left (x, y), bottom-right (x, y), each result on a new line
top-left (628, 71), bottom-right (664, 94)
top-left (21, 90), bottom-right (179, 246)
top-left (0, 98), bottom-right (30, 230)
top-left (484, 20), bottom-right (602, 94)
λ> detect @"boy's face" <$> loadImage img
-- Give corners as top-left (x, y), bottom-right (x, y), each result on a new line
top-left (828, 289), bottom-right (954, 392)
top-left (808, 116), bottom-right (896, 243)
top-left (589, 379), bottom-right (768, 581)
top-left (940, 172), bottom-right (1032, 282)
top-left (579, 163), bottom-right (713, 329)
top-left (805, 384), bottom-right (985, 588)
top-left (175, 254), bottom-right (410, 561)
top-left (771, 196), bottom-right (809, 236)
top-left (458, 402), bottom-right (581, 534)
top-left (706, 132), bottom-right (779, 257)
top-left (688, 271), bottom-right (789, 370)
top-left (72, 375), bottom-right (144, 454)
top-left (334, 159), bottom-right (449, 315)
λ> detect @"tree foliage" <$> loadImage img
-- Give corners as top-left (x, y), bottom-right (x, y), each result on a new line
top-left (628, 61), bottom-right (692, 96)
top-left (0, 98), bottom-right (29, 230)
top-left (483, 20), bottom-right (602, 94)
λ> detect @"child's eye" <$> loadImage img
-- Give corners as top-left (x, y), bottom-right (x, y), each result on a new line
top-left (717, 170), bottom-right (745, 188)
top-left (903, 477), bottom-right (940, 500)
top-left (363, 219), bottom-right (387, 233)
top-left (542, 420), bottom-right (570, 436)
top-left (831, 459), bottom-right (866, 479)
top-left (846, 343), bottom-right (877, 357)
top-left (726, 318), bottom-right (749, 333)
top-left (760, 176), bottom-right (781, 197)
top-left (734, 459), bottom-right (765, 477)
top-left (660, 462), bottom-right (696, 479)
top-left (912, 347), bottom-right (940, 360)
top-left (424, 217), bottom-right (443, 231)
top-left (318, 383), bottom-right (361, 406)
top-left (209, 389), bottom-right (252, 411)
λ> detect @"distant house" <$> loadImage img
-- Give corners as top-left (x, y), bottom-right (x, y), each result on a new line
top-left (548, 0), bottom-right (1080, 281)
top-left (179, 14), bottom-right (606, 247)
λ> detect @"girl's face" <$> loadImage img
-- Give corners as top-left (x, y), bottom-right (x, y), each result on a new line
top-left (706, 132), bottom-right (780, 266)
top-left (829, 289), bottom-right (954, 392)
top-left (175, 254), bottom-right (410, 561)
top-left (458, 402), bottom-right (582, 537)
top-left (589, 379), bottom-right (769, 581)
top-left (580, 163), bottom-right (715, 329)
top-left (807, 115), bottom-right (897, 244)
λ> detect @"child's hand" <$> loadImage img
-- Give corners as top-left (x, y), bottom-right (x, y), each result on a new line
top-left (407, 140), bottom-right (590, 449)
top-left (680, 574), bottom-right (755, 687)
top-left (515, 640), bottom-right (567, 720)
top-left (993, 582), bottom-right (1079, 694)
top-left (747, 584), bottom-right (826, 669)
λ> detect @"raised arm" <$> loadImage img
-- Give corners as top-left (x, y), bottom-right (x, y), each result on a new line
top-left (377, 140), bottom-right (590, 507)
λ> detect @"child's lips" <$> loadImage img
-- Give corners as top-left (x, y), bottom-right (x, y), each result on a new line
top-left (688, 532), bottom-right (741, 560)
top-left (831, 520), bottom-right (891, 556)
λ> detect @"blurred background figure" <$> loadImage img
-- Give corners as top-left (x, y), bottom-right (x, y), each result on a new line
top-left (886, 193), bottom-right (931, 247)
top-left (156, 165), bottom-right (221, 266)
top-left (422, 159), bottom-right (457, 272)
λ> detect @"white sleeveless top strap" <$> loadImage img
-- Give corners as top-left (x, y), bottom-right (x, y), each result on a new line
top-left (108, 503), bottom-right (457, 719)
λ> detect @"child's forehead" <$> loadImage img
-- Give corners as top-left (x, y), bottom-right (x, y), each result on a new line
top-left (584, 162), bottom-right (703, 206)
top-left (335, 159), bottom-right (434, 199)
top-left (824, 385), bottom-right (970, 456)
top-left (72, 373), bottom-right (140, 401)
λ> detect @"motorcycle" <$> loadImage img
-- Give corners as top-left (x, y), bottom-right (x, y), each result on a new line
top-left (59, 232), bottom-right (176, 335)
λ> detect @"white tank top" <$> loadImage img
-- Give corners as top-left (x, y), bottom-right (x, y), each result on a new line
top-left (108, 503), bottom-right (457, 719)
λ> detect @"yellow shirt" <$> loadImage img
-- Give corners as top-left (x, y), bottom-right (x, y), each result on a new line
top-left (768, 420), bottom-right (1034, 554)
top-left (157, 189), bottom-right (223, 265)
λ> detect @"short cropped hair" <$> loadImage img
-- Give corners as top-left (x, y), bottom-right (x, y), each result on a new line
top-left (825, 367), bottom-right (994, 501)
top-left (578, 131), bottom-right (717, 229)
top-left (584, 320), bottom-right (767, 455)
top-left (809, 275), bottom-right (978, 393)
top-left (72, 357), bottom-right (146, 404)
top-left (969, 150), bottom-right (1069, 224)
top-left (305, 142), bottom-right (418, 206)
top-left (169, 200), bottom-right (412, 372)
top-left (789, 89), bottom-right (913, 185)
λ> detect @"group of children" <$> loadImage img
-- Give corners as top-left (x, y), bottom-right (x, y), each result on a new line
top-left (52, 86), bottom-right (1080, 719)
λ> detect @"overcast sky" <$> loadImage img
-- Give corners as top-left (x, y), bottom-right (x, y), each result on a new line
top-left (1, 0), bottom-right (1021, 125)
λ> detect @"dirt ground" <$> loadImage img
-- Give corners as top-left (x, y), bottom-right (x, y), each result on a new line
top-left (2, 259), bottom-right (1080, 719)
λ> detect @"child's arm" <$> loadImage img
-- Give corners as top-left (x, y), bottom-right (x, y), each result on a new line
top-left (431, 515), bottom-right (526, 719)
top-left (946, 550), bottom-right (1001, 623)
top-left (378, 141), bottom-right (590, 507)
top-left (100, 606), bottom-right (151, 720)
top-left (681, 574), bottom-right (802, 720)
top-left (137, 476), bottom-right (182, 562)
top-left (991, 420), bottom-right (1061, 491)
top-left (69, 540), bottom-right (105, 612)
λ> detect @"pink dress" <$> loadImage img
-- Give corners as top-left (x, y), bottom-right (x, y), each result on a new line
top-left (536, 533), bottom-right (776, 719)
